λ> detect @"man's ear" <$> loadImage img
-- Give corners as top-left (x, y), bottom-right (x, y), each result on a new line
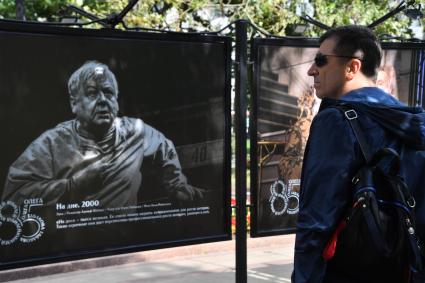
top-left (345, 59), bottom-right (362, 80)
top-left (70, 95), bottom-right (77, 114)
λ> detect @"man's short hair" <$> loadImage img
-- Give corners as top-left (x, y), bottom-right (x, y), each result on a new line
top-left (320, 25), bottom-right (382, 78)
top-left (68, 61), bottom-right (119, 97)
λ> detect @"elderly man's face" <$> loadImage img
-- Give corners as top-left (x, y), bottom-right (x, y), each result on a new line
top-left (71, 73), bottom-right (118, 135)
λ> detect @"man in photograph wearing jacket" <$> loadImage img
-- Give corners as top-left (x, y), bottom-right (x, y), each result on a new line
top-left (2, 61), bottom-right (203, 209)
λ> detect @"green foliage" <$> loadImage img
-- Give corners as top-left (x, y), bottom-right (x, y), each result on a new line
top-left (224, 0), bottom-right (298, 35)
top-left (0, 0), bottom-right (18, 19)
top-left (0, 0), bottom-right (423, 39)
top-left (0, 0), bottom-right (116, 21)
top-left (309, 0), bottom-right (416, 38)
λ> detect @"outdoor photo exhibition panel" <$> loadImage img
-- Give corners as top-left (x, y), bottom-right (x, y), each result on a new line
top-left (250, 37), bottom-right (422, 237)
top-left (380, 42), bottom-right (424, 106)
top-left (0, 21), bottom-right (232, 269)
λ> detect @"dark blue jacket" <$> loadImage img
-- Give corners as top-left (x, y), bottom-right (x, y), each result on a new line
top-left (292, 87), bottom-right (425, 283)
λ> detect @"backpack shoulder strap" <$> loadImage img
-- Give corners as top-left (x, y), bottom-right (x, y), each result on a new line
top-left (333, 104), bottom-right (372, 163)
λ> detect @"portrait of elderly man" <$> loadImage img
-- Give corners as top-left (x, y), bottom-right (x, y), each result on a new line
top-left (2, 61), bottom-right (203, 208)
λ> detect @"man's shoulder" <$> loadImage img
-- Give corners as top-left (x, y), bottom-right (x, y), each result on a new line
top-left (116, 117), bottom-right (168, 143)
top-left (38, 120), bottom-right (75, 140)
top-left (22, 120), bottom-right (76, 152)
top-left (313, 106), bottom-right (346, 126)
top-left (308, 106), bottom-right (358, 144)
top-left (116, 116), bottom-right (146, 137)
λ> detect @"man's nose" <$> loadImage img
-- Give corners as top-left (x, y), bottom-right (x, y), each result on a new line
top-left (97, 91), bottom-right (107, 102)
top-left (307, 63), bottom-right (318, 76)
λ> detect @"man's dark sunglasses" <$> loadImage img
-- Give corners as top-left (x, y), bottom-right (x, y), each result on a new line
top-left (314, 53), bottom-right (362, 67)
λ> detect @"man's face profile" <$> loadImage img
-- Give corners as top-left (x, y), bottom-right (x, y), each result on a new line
top-left (307, 38), bottom-right (347, 99)
top-left (71, 69), bottom-right (119, 135)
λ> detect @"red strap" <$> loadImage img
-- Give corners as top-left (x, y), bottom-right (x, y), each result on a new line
top-left (322, 219), bottom-right (347, 260)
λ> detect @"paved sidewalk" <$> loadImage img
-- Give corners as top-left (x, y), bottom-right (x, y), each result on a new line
top-left (0, 234), bottom-right (295, 283)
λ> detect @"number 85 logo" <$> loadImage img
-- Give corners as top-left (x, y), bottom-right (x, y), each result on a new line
top-left (0, 201), bottom-right (45, 246)
top-left (269, 179), bottom-right (300, 216)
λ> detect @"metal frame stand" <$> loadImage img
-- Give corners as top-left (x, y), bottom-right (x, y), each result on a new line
top-left (8, 2), bottom-right (425, 282)
top-left (65, 0), bottom-right (139, 28)
top-left (235, 19), bottom-right (248, 283)
top-left (15, 0), bottom-right (25, 20)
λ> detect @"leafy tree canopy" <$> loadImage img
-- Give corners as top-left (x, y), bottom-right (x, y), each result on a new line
top-left (0, 0), bottom-right (424, 39)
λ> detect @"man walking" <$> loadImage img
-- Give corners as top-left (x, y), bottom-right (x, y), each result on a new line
top-left (292, 26), bottom-right (425, 282)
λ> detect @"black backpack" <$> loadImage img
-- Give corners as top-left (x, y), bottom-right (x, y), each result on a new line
top-left (322, 105), bottom-right (423, 280)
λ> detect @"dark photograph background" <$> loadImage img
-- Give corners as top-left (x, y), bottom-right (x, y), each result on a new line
top-left (0, 24), bottom-right (231, 268)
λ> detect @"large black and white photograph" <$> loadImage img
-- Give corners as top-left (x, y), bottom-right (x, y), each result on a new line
top-left (0, 23), bottom-right (231, 268)
top-left (250, 39), bottom-right (419, 237)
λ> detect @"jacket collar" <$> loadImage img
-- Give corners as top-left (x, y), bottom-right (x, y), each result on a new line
top-left (319, 87), bottom-right (425, 150)
top-left (320, 87), bottom-right (405, 111)
top-left (339, 87), bottom-right (404, 106)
